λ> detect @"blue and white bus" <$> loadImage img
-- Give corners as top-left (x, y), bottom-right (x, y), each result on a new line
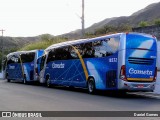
top-left (39, 33), bottom-right (157, 93)
top-left (4, 49), bottom-right (44, 83)
top-left (157, 41), bottom-right (160, 70)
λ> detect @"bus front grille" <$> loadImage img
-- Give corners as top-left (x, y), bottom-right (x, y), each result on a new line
top-left (128, 57), bottom-right (154, 65)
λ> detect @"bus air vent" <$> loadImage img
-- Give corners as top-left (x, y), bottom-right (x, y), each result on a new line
top-left (128, 57), bottom-right (154, 65)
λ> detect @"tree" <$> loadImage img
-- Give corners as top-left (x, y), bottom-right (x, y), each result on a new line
top-left (138, 21), bottom-right (149, 27)
top-left (40, 34), bottom-right (53, 42)
top-left (154, 19), bottom-right (160, 25)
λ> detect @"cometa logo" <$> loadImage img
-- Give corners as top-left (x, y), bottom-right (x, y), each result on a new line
top-left (129, 68), bottom-right (153, 75)
top-left (52, 63), bottom-right (65, 69)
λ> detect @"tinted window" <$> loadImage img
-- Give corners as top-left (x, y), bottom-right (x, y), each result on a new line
top-left (40, 55), bottom-right (46, 70)
top-left (93, 37), bottom-right (119, 57)
top-left (47, 50), bottom-right (56, 63)
top-left (71, 44), bottom-right (84, 59)
top-left (82, 42), bottom-right (95, 58)
top-left (45, 36), bottom-right (120, 61)
top-left (57, 47), bottom-right (72, 60)
top-left (21, 52), bottom-right (35, 63)
top-left (7, 55), bottom-right (20, 64)
top-left (47, 47), bottom-right (72, 62)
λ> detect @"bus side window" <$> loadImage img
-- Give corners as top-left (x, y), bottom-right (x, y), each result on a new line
top-left (21, 52), bottom-right (35, 63)
top-left (93, 37), bottom-right (119, 57)
top-left (82, 42), bottom-right (95, 58)
top-left (53, 47), bottom-right (73, 60)
top-left (69, 46), bottom-right (78, 59)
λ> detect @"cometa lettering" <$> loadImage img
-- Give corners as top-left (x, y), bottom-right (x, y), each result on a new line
top-left (129, 68), bottom-right (153, 75)
top-left (52, 63), bottom-right (65, 68)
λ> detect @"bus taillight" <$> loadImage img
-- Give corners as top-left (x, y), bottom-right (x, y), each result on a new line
top-left (120, 65), bottom-right (127, 81)
top-left (153, 67), bottom-right (157, 81)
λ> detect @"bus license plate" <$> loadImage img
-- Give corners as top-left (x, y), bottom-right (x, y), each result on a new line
top-left (137, 85), bottom-right (144, 88)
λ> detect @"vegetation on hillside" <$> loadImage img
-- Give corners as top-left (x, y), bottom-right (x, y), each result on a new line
top-left (19, 34), bottom-right (68, 51)
top-left (138, 18), bottom-right (160, 27)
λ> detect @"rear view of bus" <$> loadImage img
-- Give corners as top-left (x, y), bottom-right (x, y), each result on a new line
top-left (119, 33), bottom-right (157, 92)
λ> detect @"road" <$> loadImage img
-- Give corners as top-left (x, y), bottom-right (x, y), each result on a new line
top-left (0, 79), bottom-right (160, 120)
top-left (154, 71), bottom-right (160, 94)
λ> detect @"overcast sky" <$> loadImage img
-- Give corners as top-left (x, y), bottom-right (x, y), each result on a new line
top-left (0, 0), bottom-right (160, 37)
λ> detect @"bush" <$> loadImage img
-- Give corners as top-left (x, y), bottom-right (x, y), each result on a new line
top-left (154, 19), bottom-right (160, 25)
top-left (138, 21), bottom-right (149, 27)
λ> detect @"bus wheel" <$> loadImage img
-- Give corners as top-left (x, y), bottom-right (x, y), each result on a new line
top-left (6, 76), bottom-right (10, 82)
top-left (7, 79), bottom-right (10, 82)
top-left (23, 77), bottom-right (27, 84)
top-left (46, 77), bottom-right (51, 88)
top-left (6, 74), bottom-right (10, 82)
top-left (87, 78), bottom-right (96, 94)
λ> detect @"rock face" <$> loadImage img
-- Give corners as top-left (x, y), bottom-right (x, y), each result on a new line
top-left (132, 25), bottom-right (160, 40)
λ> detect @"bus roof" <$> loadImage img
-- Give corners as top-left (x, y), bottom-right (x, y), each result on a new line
top-left (6, 49), bottom-right (43, 58)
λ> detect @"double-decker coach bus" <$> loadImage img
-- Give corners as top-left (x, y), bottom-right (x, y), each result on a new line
top-left (39, 33), bottom-right (157, 93)
top-left (4, 49), bottom-right (44, 83)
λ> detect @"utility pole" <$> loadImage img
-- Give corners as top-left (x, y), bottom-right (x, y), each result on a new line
top-left (0, 29), bottom-right (5, 72)
top-left (81, 0), bottom-right (85, 38)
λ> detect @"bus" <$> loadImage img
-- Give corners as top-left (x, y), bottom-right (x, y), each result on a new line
top-left (4, 49), bottom-right (44, 83)
top-left (39, 33), bottom-right (157, 93)
top-left (157, 41), bottom-right (160, 70)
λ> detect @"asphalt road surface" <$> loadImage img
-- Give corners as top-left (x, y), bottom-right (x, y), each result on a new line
top-left (0, 80), bottom-right (160, 120)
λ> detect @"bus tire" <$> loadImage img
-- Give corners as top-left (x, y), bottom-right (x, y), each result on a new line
top-left (46, 76), bottom-right (51, 88)
top-left (6, 74), bottom-right (10, 82)
top-left (7, 79), bottom-right (10, 82)
top-left (87, 78), bottom-right (96, 94)
top-left (23, 76), bottom-right (28, 84)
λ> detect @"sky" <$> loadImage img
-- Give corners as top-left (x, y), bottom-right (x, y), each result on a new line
top-left (0, 0), bottom-right (160, 37)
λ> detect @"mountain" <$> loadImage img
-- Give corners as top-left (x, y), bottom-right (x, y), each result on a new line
top-left (60, 2), bottom-right (160, 38)
top-left (0, 36), bottom-right (40, 50)
top-left (1, 2), bottom-right (160, 50)
top-left (89, 2), bottom-right (160, 31)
